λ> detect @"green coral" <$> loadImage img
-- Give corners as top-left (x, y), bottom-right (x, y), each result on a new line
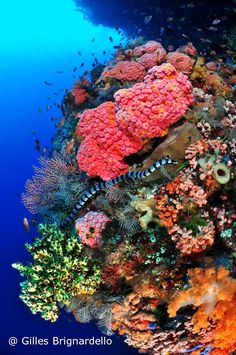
top-left (12, 224), bottom-right (101, 322)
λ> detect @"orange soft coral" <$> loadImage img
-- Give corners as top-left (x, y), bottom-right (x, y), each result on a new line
top-left (168, 266), bottom-right (236, 335)
top-left (169, 221), bottom-right (215, 256)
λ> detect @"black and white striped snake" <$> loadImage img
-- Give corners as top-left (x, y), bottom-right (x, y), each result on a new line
top-left (60, 157), bottom-right (177, 228)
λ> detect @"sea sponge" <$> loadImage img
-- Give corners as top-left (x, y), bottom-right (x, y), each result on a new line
top-left (213, 163), bottom-right (231, 184)
top-left (131, 196), bottom-right (158, 230)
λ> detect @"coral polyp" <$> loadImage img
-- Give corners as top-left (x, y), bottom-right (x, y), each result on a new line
top-left (15, 37), bottom-right (236, 355)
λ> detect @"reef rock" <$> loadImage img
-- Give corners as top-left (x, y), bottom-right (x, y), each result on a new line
top-left (143, 121), bottom-right (202, 181)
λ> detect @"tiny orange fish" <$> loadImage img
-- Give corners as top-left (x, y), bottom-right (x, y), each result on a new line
top-left (59, 117), bottom-right (65, 127)
top-left (65, 138), bottom-right (75, 154)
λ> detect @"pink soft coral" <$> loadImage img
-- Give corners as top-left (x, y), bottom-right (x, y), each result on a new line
top-left (75, 211), bottom-right (111, 248)
top-left (101, 61), bottom-right (146, 82)
top-left (115, 63), bottom-right (194, 139)
top-left (134, 41), bottom-right (167, 69)
top-left (167, 52), bottom-right (194, 75)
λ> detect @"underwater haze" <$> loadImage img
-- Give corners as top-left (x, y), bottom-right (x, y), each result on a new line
top-left (1, 0), bottom-right (236, 354)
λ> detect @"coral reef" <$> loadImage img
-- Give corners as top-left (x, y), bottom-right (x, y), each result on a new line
top-left (16, 36), bottom-right (236, 354)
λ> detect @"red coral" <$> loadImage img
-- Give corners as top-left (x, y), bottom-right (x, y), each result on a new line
top-left (77, 64), bottom-right (193, 179)
top-left (167, 52), bottom-right (194, 75)
top-left (115, 63), bottom-right (194, 139)
top-left (76, 101), bottom-right (143, 180)
top-left (101, 61), bottom-right (146, 82)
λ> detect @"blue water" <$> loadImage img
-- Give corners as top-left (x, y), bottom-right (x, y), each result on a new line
top-left (0, 1), bottom-right (137, 354)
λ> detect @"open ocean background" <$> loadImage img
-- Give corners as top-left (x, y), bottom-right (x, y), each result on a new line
top-left (0, 0), bottom-right (137, 353)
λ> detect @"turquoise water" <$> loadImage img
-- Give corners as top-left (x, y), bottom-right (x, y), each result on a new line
top-left (0, 1), bottom-right (136, 354)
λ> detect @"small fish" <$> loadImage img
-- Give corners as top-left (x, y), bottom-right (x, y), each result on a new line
top-left (42, 147), bottom-right (47, 157)
top-left (65, 138), bottom-right (75, 154)
top-left (78, 51), bottom-right (81, 56)
top-left (208, 26), bottom-right (218, 31)
top-left (31, 130), bottom-right (36, 135)
top-left (144, 15), bottom-right (152, 24)
top-left (212, 19), bottom-right (221, 25)
top-left (56, 70), bottom-right (63, 73)
top-left (46, 105), bottom-right (51, 111)
top-left (35, 139), bottom-right (40, 151)
top-left (200, 38), bottom-right (213, 44)
top-left (91, 37), bottom-right (95, 42)
top-left (160, 27), bottom-right (165, 35)
top-left (181, 344), bottom-right (203, 353)
top-left (44, 81), bottom-right (53, 86)
top-left (31, 217), bottom-right (37, 227)
top-left (167, 45), bottom-right (174, 51)
top-left (59, 117), bottom-right (65, 127)
top-left (80, 62), bottom-right (84, 67)
top-left (73, 66), bottom-right (77, 72)
top-left (103, 51), bottom-right (106, 54)
top-left (182, 33), bottom-right (189, 38)
top-left (109, 36), bottom-right (113, 42)
top-left (23, 217), bottom-right (30, 233)
top-left (186, 2), bottom-right (195, 8)
top-left (113, 45), bottom-right (120, 49)
top-left (167, 16), bottom-right (173, 21)
top-left (38, 108), bottom-right (42, 113)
